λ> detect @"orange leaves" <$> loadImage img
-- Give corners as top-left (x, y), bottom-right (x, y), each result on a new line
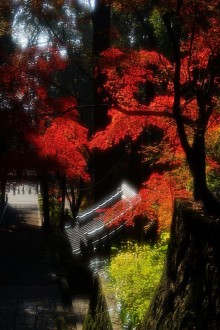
top-left (36, 87), bottom-right (48, 100)
top-left (49, 96), bottom-right (78, 116)
top-left (112, 0), bottom-right (148, 12)
top-left (0, 47), bottom-right (68, 113)
top-left (101, 47), bottom-right (124, 59)
top-left (93, 163), bottom-right (191, 231)
top-left (89, 0), bottom-right (220, 229)
top-left (96, 195), bottom-right (141, 228)
top-left (100, 49), bottom-right (172, 113)
top-left (30, 107), bottom-right (90, 181)
top-left (0, 43), bottom-right (90, 183)
top-left (137, 170), bottom-right (191, 231)
top-left (89, 108), bottom-right (146, 150)
top-left (0, 64), bottom-right (20, 87)
top-left (89, 24), bottom-right (220, 228)
top-left (180, 47), bottom-right (212, 85)
top-left (90, 48), bottom-right (175, 151)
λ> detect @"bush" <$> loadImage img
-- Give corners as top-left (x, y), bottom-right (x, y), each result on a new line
top-left (107, 232), bottom-right (169, 328)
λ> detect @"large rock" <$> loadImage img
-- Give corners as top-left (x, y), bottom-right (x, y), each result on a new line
top-left (142, 199), bottom-right (220, 329)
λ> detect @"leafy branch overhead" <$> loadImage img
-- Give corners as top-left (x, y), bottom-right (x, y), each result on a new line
top-left (0, 0), bottom-right (220, 230)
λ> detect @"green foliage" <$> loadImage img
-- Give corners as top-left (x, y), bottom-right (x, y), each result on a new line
top-left (149, 9), bottom-right (165, 40)
top-left (38, 194), bottom-right (64, 227)
top-left (49, 198), bottom-right (69, 227)
top-left (207, 170), bottom-right (220, 192)
top-left (38, 195), bottom-right (43, 211)
top-left (107, 232), bottom-right (169, 328)
top-left (149, 9), bottom-right (171, 57)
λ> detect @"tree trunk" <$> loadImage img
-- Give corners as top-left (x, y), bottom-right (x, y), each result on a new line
top-left (93, 0), bottom-right (111, 57)
top-left (0, 1), bottom-right (15, 65)
top-left (92, 0), bottom-right (115, 200)
top-left (0, 176), bottom-right (6, 208)
top-left (163, 5), bottom-right (216, 210)
top-left (0, 2), bottom-right (15, 209)
top-left (59, 174), bottom-right (66, 231)
top-left (185, 126), bottom-right (219, 213)
top-left (92, 0), bottom-right (111, 130)
top-left (72, 179), bottom-right (84, 220)
top-left (40, 174), bottom-right (50, 232)
top-left (188, 129), bottom-right (208, 198)
top-left (142, 199), bottom-right (220, 330)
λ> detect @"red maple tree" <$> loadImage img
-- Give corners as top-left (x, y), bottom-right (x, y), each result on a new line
top-left (90, 0), bottom-right (220, 229)
top-left (29, 99), bottom-right (90, 182)
top-left (0, 45), bottom-right (92, 227)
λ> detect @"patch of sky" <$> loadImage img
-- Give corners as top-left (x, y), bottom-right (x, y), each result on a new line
top-left (12, 8), bottom-right (50, 49)
top-left (12, 4), bottom-right (81, 55)
top-left (81, 0), bottom-right (95, 9)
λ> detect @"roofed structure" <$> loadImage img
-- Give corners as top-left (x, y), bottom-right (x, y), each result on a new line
top-left (65, 182), bottom-right (137, 255)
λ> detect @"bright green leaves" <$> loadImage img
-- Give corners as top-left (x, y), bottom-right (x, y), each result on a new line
top-left (107, 232), bottom-right (169, 328)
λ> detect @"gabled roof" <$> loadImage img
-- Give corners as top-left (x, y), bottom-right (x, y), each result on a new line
top-left (65, 182), bottom-right (137, 255)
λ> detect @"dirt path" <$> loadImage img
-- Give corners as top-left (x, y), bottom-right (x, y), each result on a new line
top-left (0, 190), bottom-right (76, 330)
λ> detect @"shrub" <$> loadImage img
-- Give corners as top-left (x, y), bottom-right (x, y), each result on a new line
top-left (107, 232), bottom-right (169, 328)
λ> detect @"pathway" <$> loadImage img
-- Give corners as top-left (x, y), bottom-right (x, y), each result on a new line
top-left (0, 183), bottom-right (76, 330)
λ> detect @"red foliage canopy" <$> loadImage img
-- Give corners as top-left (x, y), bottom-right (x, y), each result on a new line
top-left (29, 106), bottom-right (90, 181)
top-left (89, 0), bottom-right (220, 229)
top-left (0, 46), bottom-right (90, 183)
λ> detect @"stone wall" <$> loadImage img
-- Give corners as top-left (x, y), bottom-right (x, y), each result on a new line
top-left (142, 198), bottom-right (220, 329)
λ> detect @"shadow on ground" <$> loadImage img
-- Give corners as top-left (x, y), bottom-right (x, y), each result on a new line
top-left (0, 203), bottom-right (76, 330)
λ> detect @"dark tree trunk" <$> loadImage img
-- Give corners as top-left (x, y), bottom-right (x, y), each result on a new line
top-left (164, 7), bottom-right (216, 211)
top-left (0, 176), bottom-right (6, 208)
top-left (93, 0), bottom-right (111, 57)
top-left (92, 0), bottom-right (111, 130)
top-left (92, 0), bottom-right (115, 200)
top-left (183, 120), bottom-right (218, 212)
top-left (40, 174), bottom-right (50, 232)
top-left (65, 180), bottom-right (84, 226)
top-left (92, 3), bottom-right (151, 196)
top-left (72, 180), bottom-right (84, 219)
top-left (187, 129), bottom-right (209, 198)
top-left (142, 199), bottom-right (220, 330)
top-left (59, 174), bottom-right (66, 231)
top-left (0, 1), bottom-right (15, 65)
top-left (0, 3), bottom-right (15, 206)
top-left (67, 187), bottom-right (76, 222)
